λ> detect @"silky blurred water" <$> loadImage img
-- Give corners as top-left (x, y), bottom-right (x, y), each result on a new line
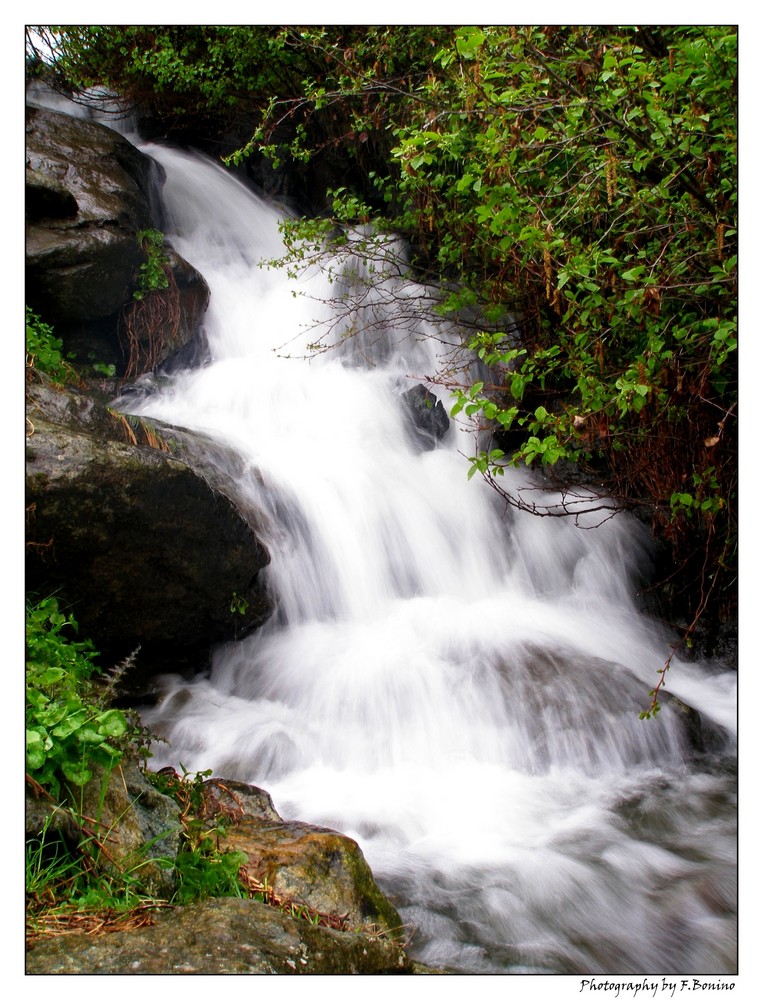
top-left (120, 145), bottom-right (737, 975)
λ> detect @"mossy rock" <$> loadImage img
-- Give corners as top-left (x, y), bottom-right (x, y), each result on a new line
top-left (206, 779), bottom-right (404, 937)
top-left (26, 897), bottom-right (412, 975)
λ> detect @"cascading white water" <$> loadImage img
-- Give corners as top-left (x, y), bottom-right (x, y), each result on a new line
top-left (119, 145), bottom-right (737, 975)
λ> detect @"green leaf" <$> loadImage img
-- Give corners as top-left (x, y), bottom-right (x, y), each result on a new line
top-left (61, 758), bottom-right (93, 787)
top-left (97, 710), bottom-right (128, 739)
top-left (35, 667), bottom-right (67, 686)
top-left (455, 27), bottom-right (486, 59)
top-left (621, 266), bottom-right (646, 281)
top-left (26, 745), bottom-right (47, 771)
top-left (77, 725), bottom-right (106, 745)
top-left (52, 710), bottom-right (88, 739)
top-left (26, 730), bottom-right (48, 770)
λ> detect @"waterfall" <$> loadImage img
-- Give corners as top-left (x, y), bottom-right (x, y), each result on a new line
top-left (118, 145), bottom-right (737, 975)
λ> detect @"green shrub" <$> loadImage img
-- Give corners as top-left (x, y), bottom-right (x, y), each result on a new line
top-left (25, 307), bottom-right (73, 384)
top-left (133, 228), bottom-right (170, 300)
top-left (25, 597), bottom-right (137, 800)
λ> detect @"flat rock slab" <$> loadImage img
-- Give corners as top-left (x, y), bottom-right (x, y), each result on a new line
top-left (25, 897), bottom-right (412, 975)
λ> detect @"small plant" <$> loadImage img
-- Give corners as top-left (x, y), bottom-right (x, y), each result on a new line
top-left (133, 228), bottom-right (170, 300)
top-left (25, 597), bottom-right (139, 800)
top-left (230, 592), bottom-right (249, 616)
top-left (26, 814), bottom-right (88, 910)
top-left (121, 229), bottom-right (179, 377)
top-left (670, 467), bottom-right (726, 520)
top-left (25, 307), bottom-right (73, 384)
top-left (172, 844), bottom-right (249, 903)
top-left (92, 361), bottom-right (117, 377)
top-left (25, 812), bottom-right (169, 939)
top-left (147, 767), bottom-right (249, 903)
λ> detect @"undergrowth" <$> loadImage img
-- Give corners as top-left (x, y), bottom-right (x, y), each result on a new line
top-left (25, 597), bottom-right (142, 798)
top-left (25, 307), bottom-right (74, 385)
top-left (25, 599), bottom-right (351, 940)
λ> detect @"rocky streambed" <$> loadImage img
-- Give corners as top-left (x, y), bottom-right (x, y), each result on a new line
top-left (26, 766), bottom-right (420, 975)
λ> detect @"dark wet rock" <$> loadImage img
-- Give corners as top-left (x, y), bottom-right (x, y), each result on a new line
top-left (26, 105), bottom-right (157, 324)
top-left (402, 384), bottom-right (449, 450)
top-left (26, 104), bottom-right (209, 375)
top-left (26, 380), bottom-right (271, 678)
top-left (662, 694), bottom-right (731, 757)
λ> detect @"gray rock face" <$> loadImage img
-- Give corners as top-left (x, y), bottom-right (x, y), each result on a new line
top-left (25, 896), bottom-right (412, 975)
top-left (26, 761), bottom-right (182, 899)
top-left (25, 104), bottom-right (209, 374)
top-left (26, 105), bottom-right (157, 323)
top-left (402, 384), bottom-right (450, 450)
top-left (26, 380), bottom-right (271, 677)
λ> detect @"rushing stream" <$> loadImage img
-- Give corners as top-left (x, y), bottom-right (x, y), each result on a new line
top-left (113, 144), bottom-right (737, 975)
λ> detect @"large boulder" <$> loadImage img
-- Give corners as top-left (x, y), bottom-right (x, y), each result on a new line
top-left (25, 380), bottom-right (272, 679)
top-left (25, 104), bottom-right (209, 374)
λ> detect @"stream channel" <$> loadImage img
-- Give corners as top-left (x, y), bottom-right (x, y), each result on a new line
top-left (110, 141), bottom-right (737, 976)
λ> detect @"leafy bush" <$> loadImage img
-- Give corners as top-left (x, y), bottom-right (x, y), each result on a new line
top-left (25, 597), bottom-right (137, 800)
top-left (25, 599), bottom-right (170, 930)
top-left (250, 25), bottom-right (738, 633)
top-left (25, 601), bottom-right (251, 919)
top-left (25, 307), bottom-right (72, 384)
top-left (133, 228), bottom-right (170, 300)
